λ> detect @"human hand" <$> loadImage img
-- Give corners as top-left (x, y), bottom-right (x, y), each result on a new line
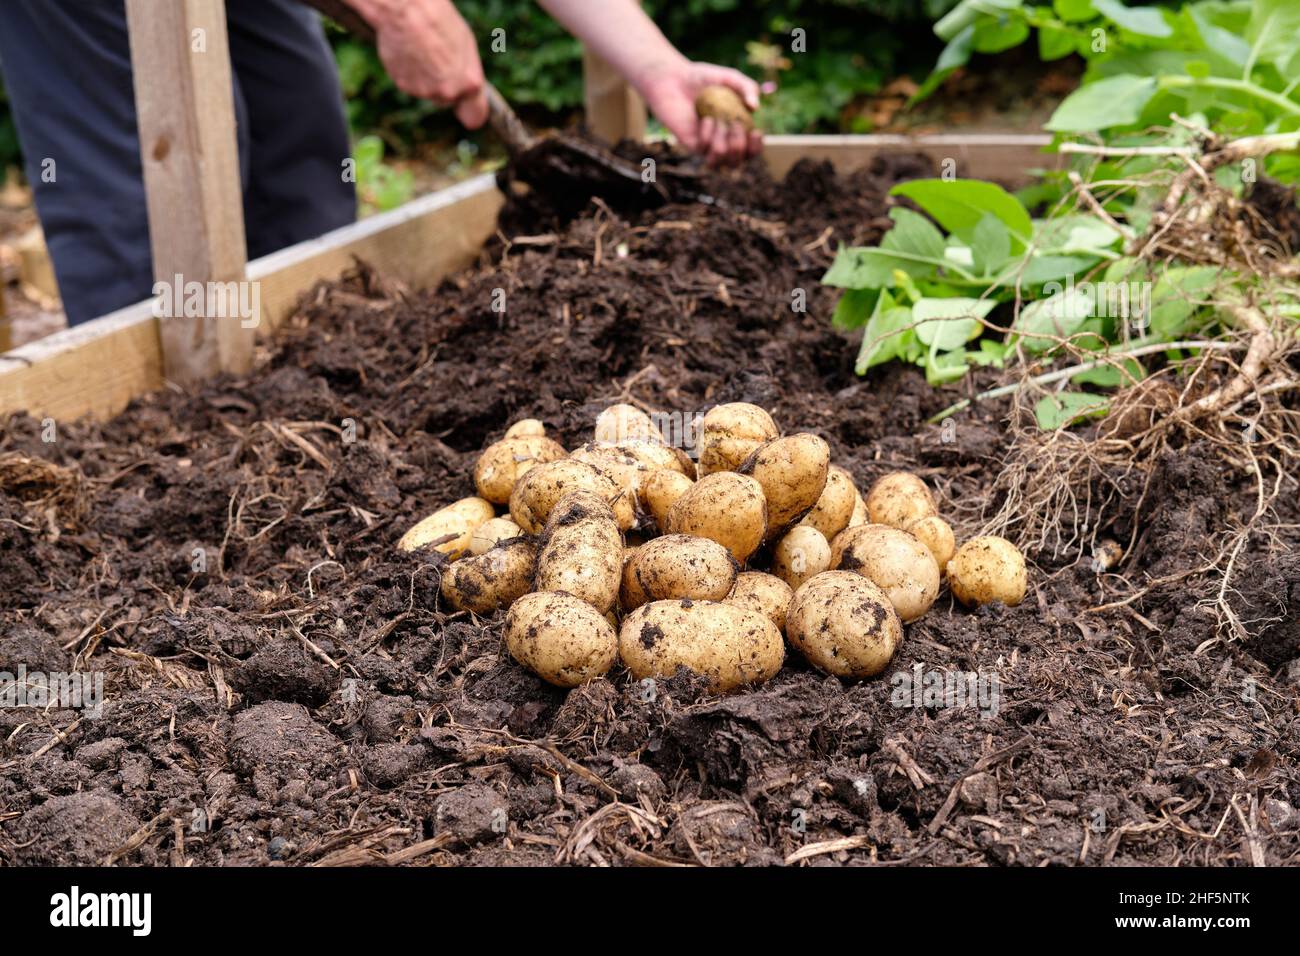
top-left (353, 0), bottom-right (489, 128)
top-left (636, 59), bottom-right (763, 167)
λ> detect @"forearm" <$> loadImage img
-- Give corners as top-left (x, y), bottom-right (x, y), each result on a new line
top-left (536, 0), bottom-right (685, 93)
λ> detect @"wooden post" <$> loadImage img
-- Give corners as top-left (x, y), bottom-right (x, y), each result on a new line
top-left (126, 0), bottom-right (251, 384)
top-left (582, 50), bottom-right (646, 144)
top-left (0, 282), bottom-right (10, 354)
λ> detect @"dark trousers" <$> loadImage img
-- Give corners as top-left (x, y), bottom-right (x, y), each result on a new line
top-left (0, 0), bottom-right (357, 326)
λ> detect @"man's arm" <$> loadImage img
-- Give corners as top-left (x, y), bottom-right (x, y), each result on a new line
top-left (537, 0), bottom-right (761, 165)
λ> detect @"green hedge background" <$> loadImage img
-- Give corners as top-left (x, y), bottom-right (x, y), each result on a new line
top-left (0, 0), bottom-right (958, 171)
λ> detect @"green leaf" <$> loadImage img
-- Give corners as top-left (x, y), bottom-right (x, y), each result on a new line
top-left (1033, 214), bottom-right (1124, 255)
top-left (1246, 0), bottom-right (1300, 78)
top-left (974, 16), bottom-right (1031, 54)
top-left (1013, 286), bottom-right (1094, 351)
top-left (1045, 74), bottom-right (1159, 132)
top-left (1053, 0), bottom-right (1095, 23)
top-left (1072, 357), bottom-right (1143, 388)
top-left (856, 292), bottom-right (917, 374)
top-left (913, 297), bottom-right (996, 349)
top-left (913, 25), bottom-right (977, 103)
top-left (1035, 392), bottom-right (1110, 430)
top-left (924, 349), bottom-right (972, 386)
top-left (935, 0), bottom-right (1024, 42)
top-left (1091, 0), bottom-right (1173, 38)
top-left (1039, 24), bottom-right (1078, 61)
top-left (970, 213), bottom-right (1012, 274)
top-left (823, 208), bottom-right (954, 289)
top-left (891, 179), bottom-right (1034, 247)
top-left (1145, 266), bottom-right (1221, 339)
top-left (887, 207), bottom-right (948, 259)
top-left (831, 288), bottom-right (878, 332)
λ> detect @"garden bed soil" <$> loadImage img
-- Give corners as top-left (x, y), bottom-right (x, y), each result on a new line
top-left (2, 151), bottom-right (1298, 867)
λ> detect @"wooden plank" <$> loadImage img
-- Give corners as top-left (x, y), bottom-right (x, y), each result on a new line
top-left (126, 0), bottom-right (250, 383)
top-left (583, 51), bottom-right (646, 144)
top-left (0, 175), bottom-right (503, 422)
top-left (251, 174), bottom-right (503, 331)
top-left (763, 133), bottom-right (1058, 183)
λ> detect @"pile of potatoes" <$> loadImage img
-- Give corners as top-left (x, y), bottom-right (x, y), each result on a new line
top-left (398, 403), bottom-right (1027, 692)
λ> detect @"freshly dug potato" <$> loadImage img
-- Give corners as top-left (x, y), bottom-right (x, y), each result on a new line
top-left (595, 404), bottom-right (663, 445)
top-left (906, 515), bottom-right (956, 571)
top-left (504, 418), bottom-right (546, 439)
top-left (694, 85), bottom-right (754, 131)
top-left (615, 439), bottom-right (693, 477)
top-left (505, 591), bottom-right (618, 687)
top-left (849, 490), bottom-right (869, 528)
top-left (947, 536), bottom-right (1027, 608)
top-left (772, 525), bottom-right (832, 590)
top-left (865, 471), bottom-right (937, 530)
top-left (510, 458), bottom-right (635, 534)
top-left (786, 571), bottom-right (903, 679)
top-left (832, 524), bottom-right (940, 622)
top-left (569, 443), bottom-right (648, 501)
top-left (739, 433), bottom-right (830, 533)
top-left (798, 464), bottom-right (857, 541)
top-left (534, 491), bottom-right (624, 613)
top-left (398, 496), bottom-right (494, 557)
top-left (697, 403), bottom-right (778, 476)
top-left (469, 516), bottom-right (524, 556)
top-left (474, 435), bottom-right (567, 505)
top-left (619, 600), bottom-right (783, 693)
top-left (441, 539), bottom-right (535, 615)
top-left (725, 571), bottom-right (794, 633)
top-left (640, 469), bottom-right (694, 528)
top-left (621, 534), bottom-right (737, 610)
top-left (664, 472), bottom-right (767, 563)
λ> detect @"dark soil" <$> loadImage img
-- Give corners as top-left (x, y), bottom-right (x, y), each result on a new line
top-left (2, 153), bottom-right (1298, 867)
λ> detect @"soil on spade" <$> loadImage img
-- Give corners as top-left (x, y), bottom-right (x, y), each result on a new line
top-left (2, 151), bottom-right (1298, 867)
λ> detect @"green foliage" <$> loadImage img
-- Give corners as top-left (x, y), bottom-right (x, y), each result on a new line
top-left (352, 135), bottom-right (416, 214)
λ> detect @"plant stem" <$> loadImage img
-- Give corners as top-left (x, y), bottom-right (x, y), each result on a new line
top-left (925, 339), bottom-right (1242, 424)
top-left (1159, 75), bottom-right (1300, 118)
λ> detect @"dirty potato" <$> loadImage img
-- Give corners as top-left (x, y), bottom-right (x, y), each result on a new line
top-left (621, 534), bottom-right (737, 610)
top-left (469, 516), bottom-right (525, 556)
top-left (474, 435), bottom-right (567, 505)
top-left (947, 536), bottom-right (1027, 608)
top-left (640, 469), bottom-right (694, 528)
top-left (725, 571), bottom-right (794, 633)
top-left (694, 85), bottom-right (754, 131)
top-left (534, 491), bottom-right (624, 613)
top-left (832, 524), bottom-right (940, 622)
top-left (697, 403), bottom-right (778, 475)
top-left (906, 514), bottom-right (956, 571)
top-left (849, 490), bottom-right (869, 528)
top-left (739, 433), bottom-right (830, 533)
top-left (509, 458), bottom-right (635, 534)
top-left (595, 404), bottom-right (663, 445)
top-left (504, 418), bottom-right (546, 439)
top-left (398, 496), bottom-right (494, 558)
top-left (772, 525), bottom-right (831, 590)
top-left (798, 464), bottom-right (857, 541)
top-left (505, 591), bottom-right (618, 687)
top-left (619, 600), bottom-right (783, 693)
top-left (664, 471), bottom-right (767, 563)
top-left (786, 571), bottom-right (903, 679)
top-left (865, 471), bottom-right (937, 530)
top-left (441, 539), bottom-right (535, 615)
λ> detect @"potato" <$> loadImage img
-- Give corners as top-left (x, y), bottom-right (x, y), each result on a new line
top-left (569, 443), bottom-right (647, 501)
top-left (725, 571), bottom-right (794, 633)
top-left (849, 490), bottom-right (869, 528)
top-left (469, 516), bottom-right (525, 556)
top-left (621, 534), bottom-right (737, 610)
top-left (865, 471), bottom-right (937, 530)
top-left (697, 403), bottom-right (778, 476)
top-left (694, 85), bottom-right (754, 131)
top-left (441, 539), bottom-right (535, 615)
top-left (534, 491), bottom-right (624, 613)
top-left (739, 433), bottom-right (830, 533)
top-left (798, 464), bottom-right (856, 541)
top-left (772, 525), bottom-right (832, 590)
top-left (474, 435), bottom-right (568, 505)
top-left (619, 600), bottom-right (783, 693)
top-left (786, 571), bottom-right (903, 679)
top-left (504, 418), bottom-right (546, 439)
top-left (510, 458), bottom-right (635, 534)
top-left (398, 496), bottom-right (494, 557)
top-left (906, 515), bottom-right (956, 571)
top-left (832, 524), bottom-right (940, 622)
top-left (615, 440), bottom-right (693, 477)
top-left (947, 536), bottom-right (1027, 608)
top-left (664, 472), bottom-right (767, 563)
top-left (640, 469), bottom-right (694, 528)
top-left (595, 404), bottom-right (663, 445)
top-left (505, 591), bottom-right (618, 687)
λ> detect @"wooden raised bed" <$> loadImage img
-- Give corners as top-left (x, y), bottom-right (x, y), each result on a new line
top-left (0, 1), bottom-right (1054, 423)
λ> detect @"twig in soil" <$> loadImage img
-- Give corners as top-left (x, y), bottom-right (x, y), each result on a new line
top-left (453, 721), bottom-right (621, 800)
top-left (927, 736), bottom-right (1033, 836)
top-left (105, 811), bottom-right (173, 866)
top-left (784, 834), bottom-right (873, 865)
